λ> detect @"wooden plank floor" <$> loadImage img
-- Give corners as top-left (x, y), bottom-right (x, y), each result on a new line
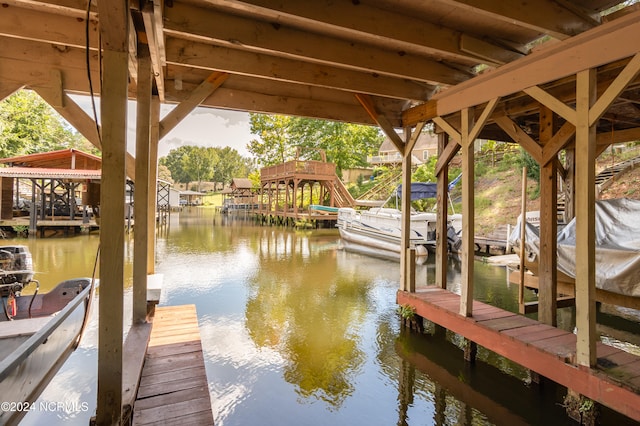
top-left (397, 287), bottom-right (640, 422)
top-left (133, 305), bottom-right (214, 426)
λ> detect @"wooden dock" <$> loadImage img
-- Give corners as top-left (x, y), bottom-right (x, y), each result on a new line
top-left (133, 305), bottom-right (214, 426)
top-left (397, 287), bottom-right (640, 422)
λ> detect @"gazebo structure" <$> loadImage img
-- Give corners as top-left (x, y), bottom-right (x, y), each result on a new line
top-left (3, 0), bottom-right (640, 423)
top-left (221, 177), bottom-right (257, 211)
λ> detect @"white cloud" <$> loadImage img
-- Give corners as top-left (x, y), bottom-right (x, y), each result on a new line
top-left (69, 95), bottom-right (255, 159)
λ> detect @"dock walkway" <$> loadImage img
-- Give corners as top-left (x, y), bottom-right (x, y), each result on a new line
top-left (397, 287), bottom-right (640, 422)
top-left (133, 305), bottom-right (214, 426)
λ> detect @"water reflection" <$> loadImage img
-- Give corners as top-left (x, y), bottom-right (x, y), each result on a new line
top-left (6, 208), bottom-right (639, 425)
top-left (245, 231), bottom-right (368, 407)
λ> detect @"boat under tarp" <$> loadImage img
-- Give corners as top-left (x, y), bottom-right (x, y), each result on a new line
top-left (509, 198), bottom-right (640, 297)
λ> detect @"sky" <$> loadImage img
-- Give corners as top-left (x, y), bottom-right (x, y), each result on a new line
top-left (71, 95), bottom-right (255, 159)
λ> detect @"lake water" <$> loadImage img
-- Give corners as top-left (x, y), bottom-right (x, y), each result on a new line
top-left (12, 208), bottom-right (639, 425)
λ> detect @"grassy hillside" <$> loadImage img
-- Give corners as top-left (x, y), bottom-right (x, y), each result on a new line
top-left (473, 144), bottom-right (640, 236)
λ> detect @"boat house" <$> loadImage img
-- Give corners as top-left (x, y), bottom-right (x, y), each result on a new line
top-left (0, 149), bottom-right (101, 234)
top-left (3, 0), bottom-right (640, 423)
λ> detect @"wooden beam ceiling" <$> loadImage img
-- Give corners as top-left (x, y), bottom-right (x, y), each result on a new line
top-left (435, 0), bottom-right (598, 39)
top-left (201, 0), bottom-right (523, 66)
top-left (163, 3), bottom-right (473, 87)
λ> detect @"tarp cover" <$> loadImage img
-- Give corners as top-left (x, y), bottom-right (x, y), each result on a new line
top-left (509, 198), bottom-right (640, 297)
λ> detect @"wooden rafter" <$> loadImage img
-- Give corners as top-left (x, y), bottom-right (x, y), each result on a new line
top-left (541, 121), bottom-right (576, 165)
top-left (34, 87), bottom-right (138, 180)
top-left (524, 86), bottom-right (577, 125)
top-left (163, 3), bottom-right (472, 86)
top-left (437, 0), bottom-right (597, 39)
top-left (0, 5), bottom-right (100, 49)
top-left (590, 53), bottom-right (640, 126)
top-left (142, 0), bottom-right (166, 101)
top-left (355, 93), bottom-right (405, 155)
top-left (164, 37), bottom-right (434, 101)
top-left (202, 0), bottom-right (521, 66)
top-left (494, 115), bottom-right (542, 163)
top-left (434, 136), bottom-right (461, 177)
top-left (404, 10), bottom-right (640, 124)
top-left (0, 83), bottom-right (23, 102)
top-left (159, 71), bottom-right (228, 139)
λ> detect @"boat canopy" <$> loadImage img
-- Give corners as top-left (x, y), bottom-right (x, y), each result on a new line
top-left (395, 183), bottom-right (437, 200)
top-left (394, 175), bottom-right (461, 201)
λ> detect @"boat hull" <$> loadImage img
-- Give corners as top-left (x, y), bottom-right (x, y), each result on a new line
top-left (336, 207), bottom-right (461, 260)
top-left (0, 278), bottom-right (92, 425)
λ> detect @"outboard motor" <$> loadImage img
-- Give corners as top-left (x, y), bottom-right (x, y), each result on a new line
top-left (0, 246), bottom-right (35, 320)
top-left (447, 225), bottom-right (462, 253)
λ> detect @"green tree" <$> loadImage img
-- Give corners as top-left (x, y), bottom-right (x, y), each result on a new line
top-left (157, 164), bottom-right (173, 183)
top-left (0, 89), bottom-right (97, 157)
top-left (247, 114), bottom-right (294, 167)
top-left (289, 118), bottom-right (382, 174)
top-left (248, 113), bottom-right (383, 173)
top-left (160, 145), bottom-right (192, 185)
top-left (182, 146), bottom-right (216, 191)
top-left (211, 146), bottom-right (252, 185)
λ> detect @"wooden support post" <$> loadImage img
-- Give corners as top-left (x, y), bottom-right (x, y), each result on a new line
top-left (96, 0), bottom-right (129, 422)
top-left (575, 69), bottom-right (597, 368)
top-left (406, 247), bottom-right (416, 292)
top-left (435, 132), bottom-right (449, 289)
top-left (148, 95), bottom-right (160, 275)
top-left (518, 167), bottom-right (527, 313)
top-left (433, 99), bottom-right (496, 315)
top-left (133, 43), bottom-right (151, 324)
top-left (564, 148), bottom-right (575, 222)
top-left (463, 339), bottom-right (477, 363)
top-left (399, 124), bottom-right (424, 292)
top-left (539, 105), bottom-right (558, 326)
top-left (96, 51), bottom-right (128, 426)
top-left (400, 133), bottom-right (412, 291)
top-left (459, 108), bottom-right (475, 317)
top-left (29, 181), bottom-right (37, 234)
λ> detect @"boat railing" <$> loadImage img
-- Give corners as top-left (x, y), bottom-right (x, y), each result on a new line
top-left (0, 279), bottom-right (92, 381)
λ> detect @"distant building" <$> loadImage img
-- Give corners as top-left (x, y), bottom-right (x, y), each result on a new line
top-left (179, 190), bottom-right (205, 206)
top-left (368, 132), bottom-right (438, 166)
top-left (222, 178), bottom-right (257, 209)
top-left (368, 132), bottom-right (488, 167)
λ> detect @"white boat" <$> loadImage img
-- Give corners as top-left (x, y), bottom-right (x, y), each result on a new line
top-left (337, 182), bottom-right (462, 261)
top-left (0, 277), bottom-right (94, 425)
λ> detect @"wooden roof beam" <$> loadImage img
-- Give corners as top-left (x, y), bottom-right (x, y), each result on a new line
top-left (141, 0), bottom-right (166, 101)
top-left (403, 10), bottom-right (640, 126)
top-left (34, 86), bottom-right (138, 180)
top-left (0, 84), bottom-right (23, 102)
top-left (356, 94), bottom-right (405, 155)
top-left (0, 5), bottom-right (99, 49)
top-left (3, 0), bottom-right (96, 17)
top-left (159, 72), bottom-right (228, 139)
top-left (437, 0), bottom-right (598, 40)
top-left (163, 3), bottom-right (473, 86)
top-left (202, 0), bottom-right (521, 66)
top-left (198, 87), bottom-right (377, 125)
top-left (164, 37), bottom-right (434, 101)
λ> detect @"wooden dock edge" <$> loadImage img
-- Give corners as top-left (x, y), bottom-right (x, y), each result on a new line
top-left (122, 322), bottom-right (153, 423)
top-left (397, 290), bottom-right (640, 422)
top-left (132, 304), bottom-right (214, 426)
